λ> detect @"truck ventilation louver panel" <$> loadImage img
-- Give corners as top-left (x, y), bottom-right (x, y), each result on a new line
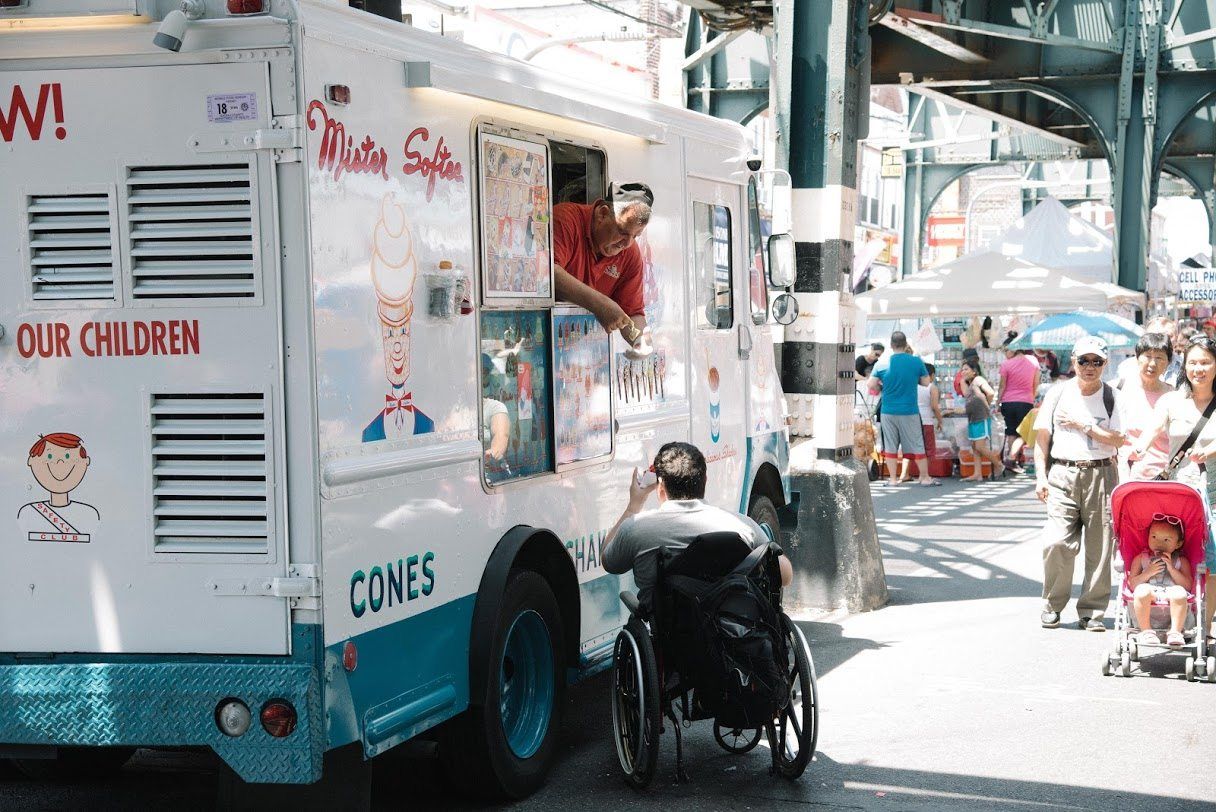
top-left (27, 193), bottom-right (116, 300)
top-left (127, 164), bottom-right (257, 299)
top-left (151, 393), bottom-right (270, 554)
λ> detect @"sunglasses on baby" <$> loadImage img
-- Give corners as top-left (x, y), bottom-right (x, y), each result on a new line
top-left (1152, 513), bottom-right (1183, 528)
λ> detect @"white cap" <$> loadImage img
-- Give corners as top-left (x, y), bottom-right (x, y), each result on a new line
top-left (1073, 334), bottom-right (1108, 360)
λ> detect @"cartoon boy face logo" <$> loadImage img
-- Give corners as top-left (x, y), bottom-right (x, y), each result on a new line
top-left (17, 433), bottom-right (99, 543)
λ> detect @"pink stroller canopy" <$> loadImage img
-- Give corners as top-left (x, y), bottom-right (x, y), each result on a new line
top-left (1110, 480), bottom-right (1209, 571)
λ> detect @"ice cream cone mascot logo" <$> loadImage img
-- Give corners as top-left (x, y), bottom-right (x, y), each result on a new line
top-left (362, 194), bottom-right (435, 443)
top-left (17, 433), bottom-right (99, 543)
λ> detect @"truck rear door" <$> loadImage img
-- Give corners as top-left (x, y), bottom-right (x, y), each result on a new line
top-left (0, 63), bottom-right (292, 655)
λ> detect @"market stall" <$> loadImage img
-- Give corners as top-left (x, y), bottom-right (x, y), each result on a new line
top-left (855, 251), bottom-right (1145, 477)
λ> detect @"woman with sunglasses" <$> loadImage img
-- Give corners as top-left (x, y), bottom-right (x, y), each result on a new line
top-left (1129, 333), bottom-right (1216, 639)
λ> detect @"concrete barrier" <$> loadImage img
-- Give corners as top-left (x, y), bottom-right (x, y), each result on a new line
top-left (784, 457), bottom-right (887, 614)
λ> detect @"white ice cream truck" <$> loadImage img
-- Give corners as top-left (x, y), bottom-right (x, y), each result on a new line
top-left (0, 0), bottom-right (800, 798)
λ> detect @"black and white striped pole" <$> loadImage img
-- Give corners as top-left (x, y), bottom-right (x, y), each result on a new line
top-left (780, 0), bottom-right (887, 612)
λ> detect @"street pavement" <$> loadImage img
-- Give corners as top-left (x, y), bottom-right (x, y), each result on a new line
top-left (3, 475), bottom-right (1214, 810)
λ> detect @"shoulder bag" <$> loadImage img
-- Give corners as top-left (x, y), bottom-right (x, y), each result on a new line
top-left (1155, 395), bottom-right (1216, 480)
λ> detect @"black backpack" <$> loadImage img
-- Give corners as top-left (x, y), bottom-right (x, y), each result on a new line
top-left (661, 534), bottom-right (789, 729)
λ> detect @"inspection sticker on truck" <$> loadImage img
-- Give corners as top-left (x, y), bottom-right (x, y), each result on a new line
top-left (206, 92), bottom-right (257, 123)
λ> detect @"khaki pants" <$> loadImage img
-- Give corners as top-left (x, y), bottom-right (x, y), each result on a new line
top-left (1042, 463), bottom-right (1116, 619)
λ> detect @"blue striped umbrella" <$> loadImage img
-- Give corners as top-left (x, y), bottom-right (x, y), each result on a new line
top-left (1007, 309), bottom-right (1144, 352)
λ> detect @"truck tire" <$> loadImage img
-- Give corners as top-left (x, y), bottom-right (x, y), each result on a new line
top-left (440, 569), bottom-right (565, 800)
top-left (748, 492), bottom-right (782, 542)
top-left (12, 746), bottom-right (134, 782)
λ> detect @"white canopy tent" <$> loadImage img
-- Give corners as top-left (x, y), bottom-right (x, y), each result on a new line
top-left (854, 250), bottom-right (1146, 319)
top-left (996, 197), bottom-right (1114, 284)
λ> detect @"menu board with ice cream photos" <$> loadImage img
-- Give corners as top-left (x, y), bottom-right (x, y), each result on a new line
top-left (479, 131), bottom-right (552, 301)
top-left (554, 310), bottom-right (613, 467)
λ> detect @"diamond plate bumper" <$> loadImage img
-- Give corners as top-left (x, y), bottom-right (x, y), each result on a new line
top-left (0, 660), bottom-right (322, 784)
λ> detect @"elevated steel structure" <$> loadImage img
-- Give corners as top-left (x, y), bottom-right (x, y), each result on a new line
top-left (683, 1), bottom-right (1216, 291)
top-left (873, 1), bottom-right (1216, 289)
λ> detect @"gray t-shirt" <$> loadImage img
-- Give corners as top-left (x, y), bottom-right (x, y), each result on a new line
top-left (603, 499), bottom-right (773, 594)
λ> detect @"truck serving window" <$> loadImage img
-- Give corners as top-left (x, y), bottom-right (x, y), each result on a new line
top-left (476, 124), bottom-right (615, 486)
top-left (549, 141), bottom-right (606, 205)
top-left (693, 201), bottom-right (733, 330)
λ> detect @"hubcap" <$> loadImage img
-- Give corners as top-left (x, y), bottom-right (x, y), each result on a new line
top-left (499, 609), bottom-right (554, 760)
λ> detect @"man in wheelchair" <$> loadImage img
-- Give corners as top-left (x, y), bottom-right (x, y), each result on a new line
top-left (602, 441), bottom-right (793, 599)
top-left (601, 442), bottom-right (814, 788)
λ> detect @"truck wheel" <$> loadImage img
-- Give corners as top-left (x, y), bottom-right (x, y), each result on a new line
top-left (441, 569), bottom-right (565, 800)
top-left (748, 492), bottom-right (782, 542)
top-left (13, 746), bottom-right (134, 782)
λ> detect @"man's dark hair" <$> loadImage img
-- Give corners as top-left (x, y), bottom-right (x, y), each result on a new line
top-left (870, 342), bottom-right (885, 353)
top-left (1135, 331), bottom-right (1173, 362)
top-left (653, 441), bottom-right (707, 500)
top-left (924, 362), bottom-right (936, 376)
top-left (890, 331), bottom-right (908, 350)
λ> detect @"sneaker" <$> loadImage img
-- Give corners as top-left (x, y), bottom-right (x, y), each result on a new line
top-left (1040, 611), bottom-right (1061, 628)
top-left (1082, 617), bottom-right (1106, 632)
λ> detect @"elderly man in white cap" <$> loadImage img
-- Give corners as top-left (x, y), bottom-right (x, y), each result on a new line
top-left (1033, 335), bottom-right (1126, 631)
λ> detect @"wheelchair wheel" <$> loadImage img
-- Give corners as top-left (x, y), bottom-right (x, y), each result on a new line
top-left (713, 723), bottom-right (762, 754)
top-left (611, 618), bottom-right (660, 789)
top-left (767, 614), bottom-right (818, 779)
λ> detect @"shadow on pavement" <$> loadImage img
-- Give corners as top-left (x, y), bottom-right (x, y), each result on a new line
top-left (875, 480), bottom-right (1046, 607)
top-left (796, 620), bottom-right (884, 680)
top-left (758, 752), bottom-right (1216, 812)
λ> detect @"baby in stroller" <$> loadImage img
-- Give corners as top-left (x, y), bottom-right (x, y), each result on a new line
top-left (1105, 480), bottom-right (1213, 680)
top-left (1126, 515), bottom-right (1194, 648)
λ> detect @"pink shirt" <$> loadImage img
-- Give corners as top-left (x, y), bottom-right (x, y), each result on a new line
top-left (1123, 383), bottom-right (1171, 476)
top-left (998, 354), bottom-right (1039, 404)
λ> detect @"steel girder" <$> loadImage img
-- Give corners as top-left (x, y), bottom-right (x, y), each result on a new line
top-left (682, 11), bottom-right (772, 124)
top-left (873, 1), bottom-right (1216, 291)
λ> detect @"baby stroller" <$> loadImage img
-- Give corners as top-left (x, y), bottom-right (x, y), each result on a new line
top-left (1102, 480), bottom-right (1213, 681)
top-left (611, 532), bottom-right (818, 788)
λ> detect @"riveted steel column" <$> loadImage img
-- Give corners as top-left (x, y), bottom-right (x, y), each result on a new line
top-left (1112, 0), bottom-right (1155, 291)
top-left (782, 0), bottom-right (887, 613)
top-left (901, 152), bottom-right (923, 278)
top-left (784, 0), bottom-right (863, 459)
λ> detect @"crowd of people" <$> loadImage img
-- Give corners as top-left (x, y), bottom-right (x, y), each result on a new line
top-left (857, 332), bottom-right (1054, 487)
top-left (858, 318), bottom-right (1215, 649)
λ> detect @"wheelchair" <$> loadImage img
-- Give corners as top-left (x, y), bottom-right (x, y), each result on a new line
top-left (610, 531), bottom-right (819, 788)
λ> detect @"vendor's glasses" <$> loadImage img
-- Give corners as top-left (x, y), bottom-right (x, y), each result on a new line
top-left (1152, 513), bottom-right (1183, 527)
top-left (1076, 356), bottom-right (1106, 367)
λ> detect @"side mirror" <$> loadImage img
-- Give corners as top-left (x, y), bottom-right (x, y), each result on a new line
top-left (772, 292), bottom-right (799, 325)
top-left (767, 233), bottom-right (795, 288)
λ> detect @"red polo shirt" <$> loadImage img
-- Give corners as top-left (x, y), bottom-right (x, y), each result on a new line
top-left (552, 203), bottom-right (645, 316)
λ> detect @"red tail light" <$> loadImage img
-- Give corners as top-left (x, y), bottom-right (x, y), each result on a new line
top-left (227, 0), bottom-right (265, 14)
top-left (260, 700), bottom-right (298, 738)
top-left (342, 640), bottom-right (358, 672)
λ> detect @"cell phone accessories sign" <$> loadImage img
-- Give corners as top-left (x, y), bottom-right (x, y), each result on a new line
top-left (1178, 267), bottom-right (1216, 303)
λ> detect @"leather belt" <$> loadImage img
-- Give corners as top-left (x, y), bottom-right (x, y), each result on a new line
top-left (1052, 458), bottom-right (1114, 470)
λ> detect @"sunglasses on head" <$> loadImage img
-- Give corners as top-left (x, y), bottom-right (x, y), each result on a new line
top-left (1152, 513), bottom-right (1183, 528)
top-left (1076, 356), bottom-right (1106, 367)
